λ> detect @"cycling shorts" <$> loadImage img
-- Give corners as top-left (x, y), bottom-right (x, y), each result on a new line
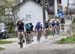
top-left (17, 29), bottom-right (24, 32)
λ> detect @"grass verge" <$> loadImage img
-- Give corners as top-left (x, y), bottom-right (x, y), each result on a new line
top-left (0, 40), bottom-right (14, 44)
top-left (0, 47), bottom-right (4, 51)
top-left (57, 36), bottom-right (75, 44)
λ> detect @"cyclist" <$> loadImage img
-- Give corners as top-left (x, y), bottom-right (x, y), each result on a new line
top-left (35, 22), bottom-right (42, 42)
top-left (16, 20), bottom-right (25, 44)
top-left (50, 19), bottom-right (56, 36)
top-left (25, 23), bottom-right (32, 44)
top-left (44, 21), bottom-right (49, 39)
top-left (29, 23), bottom-right (34, 42)
top-left (55, 19), bottom-right (60, 35)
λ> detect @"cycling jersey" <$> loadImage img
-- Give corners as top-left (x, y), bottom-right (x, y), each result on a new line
top-left (35, 22), bottom-right (42, 31)
top-left (51, 21), bottom-right (56, 27)
top-left (55, 21), bottom-right (60, 26)
top-left (17, 21), bottom-right (24, 31)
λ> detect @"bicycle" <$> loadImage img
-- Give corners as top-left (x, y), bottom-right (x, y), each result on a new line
top-left (18, 34), bottom-right (24, 48)
top-left (37, 29), bottom-right (42, 42)
top-left (61, 24), bottom-right (65, 32)
top-left (51, 27), bottom-right (55, 37)
top-left (56, 26), bottom-right (60, 35)
top-left (25, 31), bottom-right (31, 44)
top-left (45, 28), bottom-right (49, 39)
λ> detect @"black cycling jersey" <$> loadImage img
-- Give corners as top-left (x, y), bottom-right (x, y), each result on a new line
top-left (56, 21), bottom-right (60, 26)
top-left (45, 22), bottom-right (49, 29)
top-left (17, 21), bottom-right (24, 30)
top-left (51, 22), bottom-right (55, 27)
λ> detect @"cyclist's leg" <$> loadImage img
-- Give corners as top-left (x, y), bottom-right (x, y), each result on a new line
top-left (30, 31), bottom-right (33, 42)
top-left (44, 29), bottom-right (46, 37)
top-left (28, 31), bottom-right (32, 43)
top-left (52, 27), bottom-right (54, 36)
top-left (61, 24), bottom-right (64, 32)
top-left (17, 31), bottom-right (22, 44)
top-left (17, 31), bottom-right (21, 40)
top-left (37, 31), bottom-right (41, 42)
top-left (45, 29), bottom-right (48, 39)
top-left (27, 30), bottom-right (31, 40)
top-left (25, 32), bottom-right (28, 44)
top-left (24, 31), bottom-right (27, 41)
top-left (31, 31), bottom-right (34, 41)
top-left (52, 27), bottom-right (55, 36)
top-left (57, 26), bottom-right (60, 35)
top-left (56, 26), bottom-right (59, 35)
top-left (26, 31), bottom-right (31, 44)
top-left (21, 31), bottom-right (25, 42)
top-left (21, 32), bottom-right (25, 38)
top-left (37, 31), bottom-right (39, 42)
top-left (45, 29), bottom-right (47, 38)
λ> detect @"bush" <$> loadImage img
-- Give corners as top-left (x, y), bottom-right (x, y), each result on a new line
top-left (6, 22), bottom-right (15, 33)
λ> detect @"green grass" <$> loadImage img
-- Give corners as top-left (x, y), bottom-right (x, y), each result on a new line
top-left (0, 40), bottom-right (14, 44)
top-left (58, 19), bottom-right (75, 44)
top-left (0, 47), bottom-right (4, 51)
top-left (57, 36), bottom-right (75, 44)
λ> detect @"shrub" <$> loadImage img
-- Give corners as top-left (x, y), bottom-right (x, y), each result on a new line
top-left (6, 22), bottom-right (15, 33)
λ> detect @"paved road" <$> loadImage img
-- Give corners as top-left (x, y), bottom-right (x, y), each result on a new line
top-left (0, 34), bottom-right (75, 54)
top-left (0, 35), bottom-right (65, 50)
top-left (0, 36), bottom-right (75, 54)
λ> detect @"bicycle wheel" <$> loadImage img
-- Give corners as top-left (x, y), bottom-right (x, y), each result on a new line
top-left (37, 30), bottom-right (42, 42)
top-left (19, 35), bottom-right (23, 48)
top-left (20, 42), bottom-right (23, 48)
top-left (26, 33), bottom-right (31, 44)
top-left (52, 28), bottom-right (55, 37)
top-left (56, 26), bottom-right (60, 35)
top-left (45, 30), bottom-right (48, 39)
top-left (61, 24), bottom-right (65, 31)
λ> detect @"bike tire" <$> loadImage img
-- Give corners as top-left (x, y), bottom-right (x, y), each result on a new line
top-left (20, 42), bottom-right (23, 48)
top-left (19, 35), bottom-right (24, 48)
top-left (52, 29), bottom-right (55, 37)
top-left (37, 31), bottom-right (41, 42)
top-left (26, 33), bottom-right (31, 44)
top-left (45, 30), bottom-right (49, 39)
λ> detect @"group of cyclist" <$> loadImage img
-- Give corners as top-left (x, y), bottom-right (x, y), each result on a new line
top-left (16, 18), bottom-right (65, 45)
top-left (44, 18), bottom-right (61, 37)
top-left (16, 20), bottom-right (34, 44)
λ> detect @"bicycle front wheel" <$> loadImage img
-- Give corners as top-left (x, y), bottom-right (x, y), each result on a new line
top-left (19, 35), bottom-right (23, 48)
top-left (20, 42), bottom-right (23, 48)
